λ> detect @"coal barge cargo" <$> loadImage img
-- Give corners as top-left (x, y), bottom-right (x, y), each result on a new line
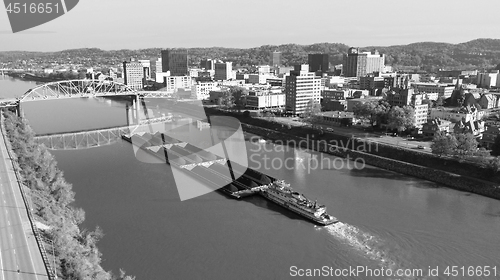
top-left (122, 131), bottom-right (338, 225)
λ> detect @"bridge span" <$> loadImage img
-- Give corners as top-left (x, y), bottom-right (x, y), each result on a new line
top-left (0, 79), bottom-right (177, 116)
top-left (34, 116), bottom-right (173, 150)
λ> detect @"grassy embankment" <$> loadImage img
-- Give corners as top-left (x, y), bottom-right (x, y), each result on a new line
top-left (2, 111), bottom-right (134, 280)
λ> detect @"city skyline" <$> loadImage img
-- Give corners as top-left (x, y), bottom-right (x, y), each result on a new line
top-left (1, 0), bottom-right (499, 52)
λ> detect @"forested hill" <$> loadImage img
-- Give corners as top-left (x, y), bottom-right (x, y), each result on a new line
top-left (1, 38), bottom-right (500, 71)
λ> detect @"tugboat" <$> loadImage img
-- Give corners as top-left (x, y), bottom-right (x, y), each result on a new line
top-left (260, 180), bottom-right (338, 225)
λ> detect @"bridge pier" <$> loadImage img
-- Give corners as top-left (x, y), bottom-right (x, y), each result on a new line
top-left (16, 103), bottom-right (23, 118)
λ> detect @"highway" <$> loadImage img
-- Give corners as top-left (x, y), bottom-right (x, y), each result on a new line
top-left (0, 126), bottom-right (49, 279)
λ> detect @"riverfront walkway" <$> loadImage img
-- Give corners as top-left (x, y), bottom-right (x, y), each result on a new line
top-left (0, 121), bottom-right (49, 279)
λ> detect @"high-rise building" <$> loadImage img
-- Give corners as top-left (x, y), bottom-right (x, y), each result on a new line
top-left (155, 58), bottom-right (162, 74)
top-left (477, 71), bottom-right (499, 88)
top-left (343, 47), bottom-right (385, 78)
top-left (123, 58), bottom-right (144, 90)
top-left (161, 49), bottom-right (188, 76)
top-left (285, 64), bottom-right (322, 115)
top-left (214, 62), bottom-right (233, 81)
top-left (138, 60), bottom-right (151, 80)
top-left (271, 51), bottom-right (281, 67)
top-left (308, 54), bottom-right (329, 74)
top-left (200, 59), bottom-right (215, 70)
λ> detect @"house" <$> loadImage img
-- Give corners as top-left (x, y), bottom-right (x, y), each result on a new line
top-left (453, 119), bottom-right (485, 138)
top-left (422, 118), bottom-right (452, 137)
top-left (463, 92), bottom-right (480, 107)
top-left (478, 93), bottom-right (497, 109)
top-left (481, 123), bottom-right (500, 148)
top-left (428, 105), bottom-right (484, 123)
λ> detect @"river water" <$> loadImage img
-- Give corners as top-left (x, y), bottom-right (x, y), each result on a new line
top-left (2, 76), bottom-right (500, 280)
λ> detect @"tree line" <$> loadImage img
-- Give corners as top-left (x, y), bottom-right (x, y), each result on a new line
top-left (352, 99), bottom-right (415, 133)
top-left (3, 111), bottom-right (135, 280)
top-left (2, 39), bottom-right (500, 70)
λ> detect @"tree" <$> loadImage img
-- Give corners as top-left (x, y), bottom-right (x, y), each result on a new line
top-left (229, 86), bottom-right (248, 112)
top-left (219, 91), bottom-right (235, 110)
top-left (387, 106), bottom-right (415, 133)
top-left (491, 134), bottom-right (500, 156)
top-left (488, 157), bottom-right (500, 174)
top-left (454, 133), bottom-right (478, 158)
top-left (475, 147), bottom-right (490, 157)
top-left (421, 99), bottom-right (434, 108)
top-left (302, 99), bottom-right (321, 122)
top-left (431, 131), bottom-right (458, 157)
top-left (436, 96), bottom-right (446, 107)
top-left (352, 100), bottom-right (390, 127)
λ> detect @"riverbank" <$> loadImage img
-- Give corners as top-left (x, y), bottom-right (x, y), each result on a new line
top-left (7, 72), bottom-right (63, 83)
top-left (1, 111), bottom-right (134, 279)
top-left (197, 106), bottom-right (500, 200)
top-left (243, 122), bottom-right (500, 198)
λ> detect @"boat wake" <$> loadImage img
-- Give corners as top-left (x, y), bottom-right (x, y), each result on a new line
top-left (325, 222), bottom-right (426, 280)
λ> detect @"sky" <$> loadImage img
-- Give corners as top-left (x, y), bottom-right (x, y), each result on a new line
top-left (0, 0), bottom-right (499, 52)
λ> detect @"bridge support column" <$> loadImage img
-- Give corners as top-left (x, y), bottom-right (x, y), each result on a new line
top-left (16, 103), bottom-right (23, 118)
top-left (131, 97), bottom-right (138, 124)
top-left (136, 96), bottom-right (141, 122)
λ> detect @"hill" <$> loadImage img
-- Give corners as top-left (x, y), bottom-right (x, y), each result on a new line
top-left (1, 39), bottom-right (499, 71)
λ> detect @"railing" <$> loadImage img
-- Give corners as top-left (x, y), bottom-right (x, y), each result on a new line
top-left (0, 114), bottom-right (56, 279)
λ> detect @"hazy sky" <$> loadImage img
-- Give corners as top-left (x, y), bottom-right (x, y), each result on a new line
top-left (1, 0), bottom-right (499, 52)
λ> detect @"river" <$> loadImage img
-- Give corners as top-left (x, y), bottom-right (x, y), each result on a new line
top-left (2, 76), bottom-right (500, 280)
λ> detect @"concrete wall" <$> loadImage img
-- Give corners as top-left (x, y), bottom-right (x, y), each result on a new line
top-left (241, 123), bottom-right (500, 200)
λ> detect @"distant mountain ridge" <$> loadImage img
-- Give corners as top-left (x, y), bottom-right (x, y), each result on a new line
top-left (1, 38), bottom-right (499, 71)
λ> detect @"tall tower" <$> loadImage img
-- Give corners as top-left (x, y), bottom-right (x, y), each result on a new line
top-left (308, 53), bottom-right (329, 74)
top-left (271, 51), bottom-right (281, 67)
top-left (123, 58), bottom-right (144, 90)
top-left (161, 49), bottom-right (189, 76)
top-left (285, 65), bottom-right (321, 115)
top-left (344, 47), bottom-right (384, 78)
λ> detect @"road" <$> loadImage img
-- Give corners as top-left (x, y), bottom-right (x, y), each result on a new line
top-left (0, 127), bottom-right (49, 279)
top-left (271, 117), bottom-right (433, 152)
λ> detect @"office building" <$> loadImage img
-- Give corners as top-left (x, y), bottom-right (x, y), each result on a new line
top-left (161, 49), bottom-right (189, 76)
top-left (359, 75), bottom-right (387, 94)
top-left (476, 71), bottom-right (499, 88)
top-left (123, 59), bottom-right (143, 90)
top-left (246, 92), bottom-right (285, 109)
top-left (308, 54), bottom-right (329, 74)
top-left (191, 81), bottom-right (218, 100)
top-left (271, 51), bottom-right (281, 67)
top-left (412, 83), bottom-right (455, 98)
top-left (343, 47), bottom-right (385, 77)
top-left (155, 58), bottom-right (162, 74)
top-left (214, 62), bottom-right (233, 81)
top-left (285, 64), bottom-right (322, 115)
top-left (163, 76), bottom-right (193, 93)
top-left (138, 60), bottom-right (151, 80)
top-left (200, 59), bottom-right (215, 70)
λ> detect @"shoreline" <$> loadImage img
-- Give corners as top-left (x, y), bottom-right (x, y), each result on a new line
top-left (239, 122), bottom-right (500, 200)
top-left (186, 105), bottom-right (500, 201)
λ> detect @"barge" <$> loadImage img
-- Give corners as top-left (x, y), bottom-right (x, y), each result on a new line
top-left (122, 131), bottom-right (338, 225)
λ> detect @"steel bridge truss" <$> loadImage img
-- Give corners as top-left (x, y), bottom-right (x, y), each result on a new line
top-left (20, 79), bottom-right (137, 102)
top-left (34, 116), bottom-right (173, 150)
top-left (35, 126), bottom-right (132, 150)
